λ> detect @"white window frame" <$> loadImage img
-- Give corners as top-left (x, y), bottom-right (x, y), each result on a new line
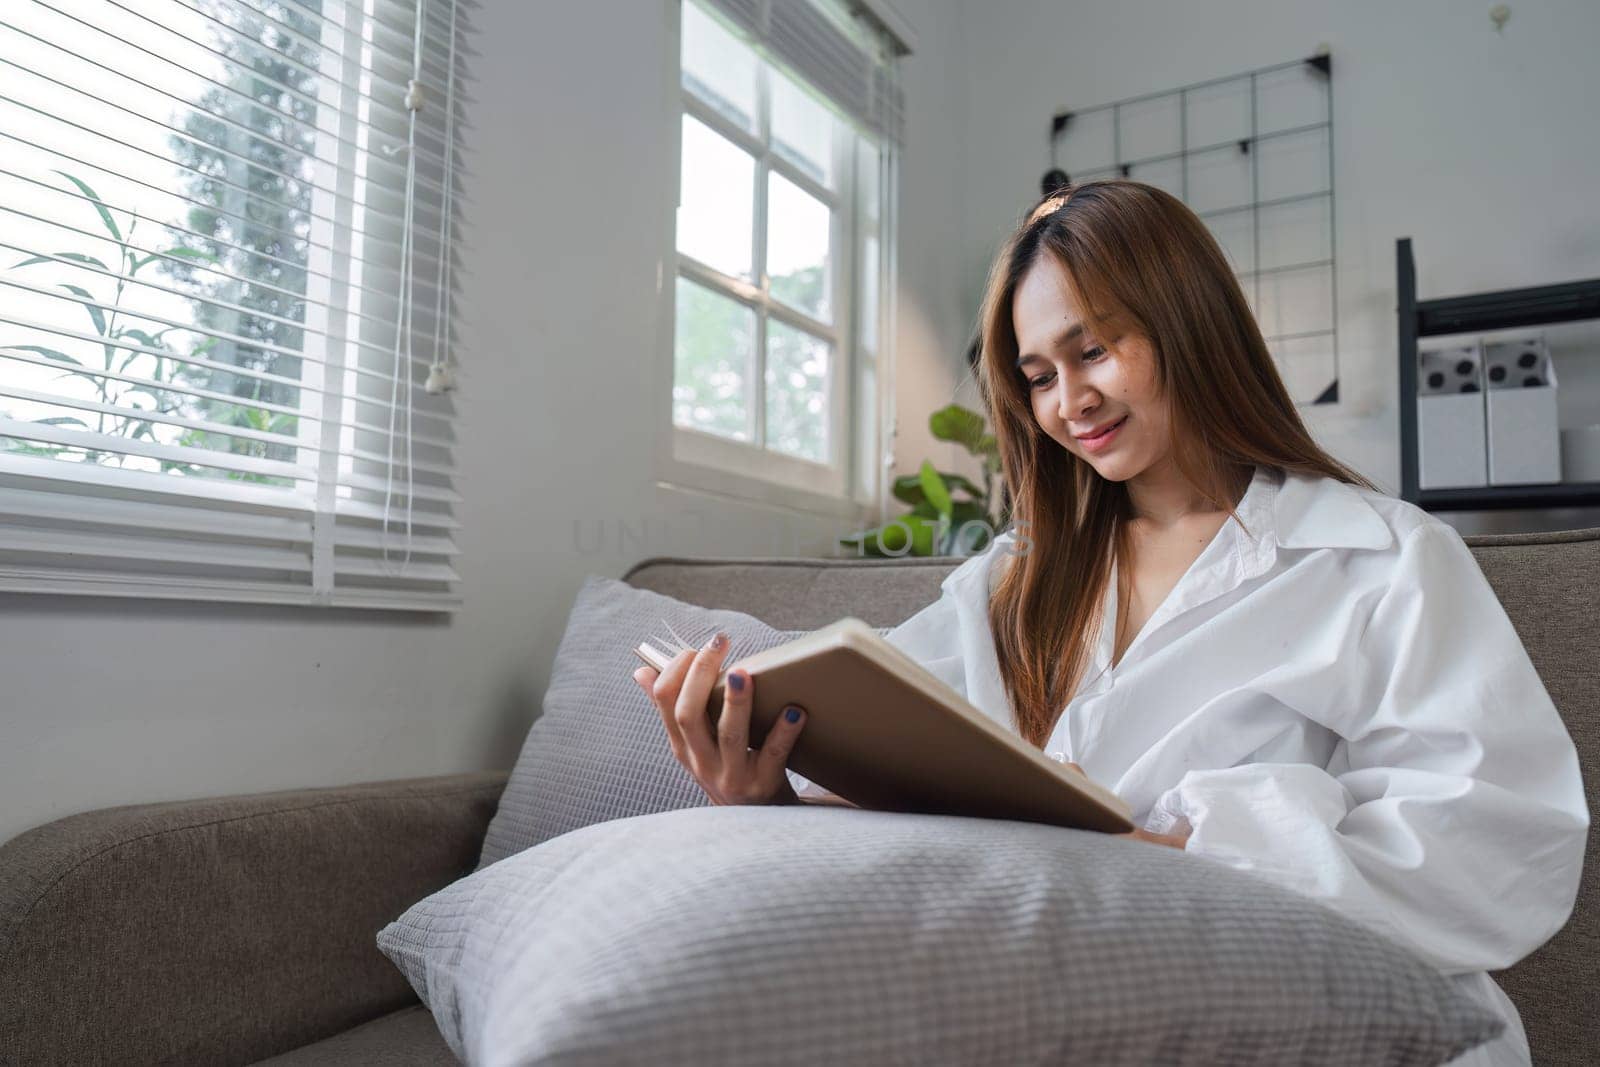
top-left (654, 0), bottom-right (890, 523)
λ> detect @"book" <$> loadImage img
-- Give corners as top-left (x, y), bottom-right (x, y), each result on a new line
top-left (633, 617), bottom-right (1136, 833)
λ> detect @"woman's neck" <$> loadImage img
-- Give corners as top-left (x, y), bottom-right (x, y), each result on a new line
top-left (1124, 456), bottom-right (1252, 531)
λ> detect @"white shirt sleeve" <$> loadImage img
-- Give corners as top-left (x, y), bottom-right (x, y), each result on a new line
top-left (880, 566), bottom-right (972, 697)
top-left (1145, 522), bottom-right (1590, 974)
top-left (878, 533), bottom-right (1022, 731)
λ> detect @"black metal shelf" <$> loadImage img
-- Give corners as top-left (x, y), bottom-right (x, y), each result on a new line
top-left (1418, 281), bottom-right (1600, 338)
top-left (1419, 483), bottom-right (1600, 513)
top-left (1397, 238), bottom-right (1600, 511)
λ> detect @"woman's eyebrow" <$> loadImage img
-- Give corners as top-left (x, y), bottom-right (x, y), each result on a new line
top-left (1015, 322), bottom-right (1084, 367)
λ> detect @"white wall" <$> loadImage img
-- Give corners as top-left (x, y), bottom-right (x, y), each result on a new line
top-left (0, 0), bottom-right (970, 844)
top-left (951, 0), bottom-right (1600, 533)
top-left (882, 0), bottom-right (976, 484)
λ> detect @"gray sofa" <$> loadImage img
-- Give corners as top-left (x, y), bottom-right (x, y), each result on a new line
top-left (2, 528), bottom-right (1595, 1066)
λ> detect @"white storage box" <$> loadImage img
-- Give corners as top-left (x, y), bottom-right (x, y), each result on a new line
top-left (1417, 341), bottom-right (1487, 490)
top-left (1483, 334), bottom-right (1561, 486)
top-left (1560, 424), bottom-right (1600, 483)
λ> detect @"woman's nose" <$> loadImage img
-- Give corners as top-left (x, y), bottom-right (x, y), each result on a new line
top-left (1056, 373), bottom-right (1096, 420)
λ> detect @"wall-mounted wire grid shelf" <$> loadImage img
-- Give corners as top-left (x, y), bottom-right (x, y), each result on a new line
top-left (1047, 54), bottom-right (1340, 406)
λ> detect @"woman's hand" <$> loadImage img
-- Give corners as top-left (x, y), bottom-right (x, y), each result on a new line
top-left (631, 631), bottom-right (808, 806)
top-left (1062, 761), bottom-right (1192, 850)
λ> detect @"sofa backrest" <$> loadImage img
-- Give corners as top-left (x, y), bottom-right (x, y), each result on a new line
top-left (623, 525), bottom-right (1600, 1066)
top-left (1455, 528), bottom-right (1598, 1066)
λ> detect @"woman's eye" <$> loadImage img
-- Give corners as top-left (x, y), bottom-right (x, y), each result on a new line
top-left (1028, 372), bottom-right (1056, 390)
top-left (1081, 346), bottom-right (1106, 362)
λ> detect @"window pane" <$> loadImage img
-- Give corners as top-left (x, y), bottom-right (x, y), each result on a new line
top-left (767, 172), bottom-right (831, 323)
top-left (770, 66), bottom-right (837, 188)
top-left (678, 116), bottom-right (755, 280)
top-left (674, 276), bottom-right (753, 441)
top-left (0, 1), bottom-right (318, 486)
top-left (681, 0), bottom-right (758, 134)
top-left (765, 319), bottom-right (828, 462)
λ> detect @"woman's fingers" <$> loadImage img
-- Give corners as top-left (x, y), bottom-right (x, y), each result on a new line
top-left (673, 633), bottom-right (728, 779)
top-left (633, 665), bottom-right (682, 762)
top-left (754, 702), bottom-right (806, 793)
top-left (647, 650), bottom-right (697, 768)
top-left (716, 666), bottom-right (753, 765)
top-left (648, 646), bottom-right (695, 711)
top-left (636, 638), bottom-right (802, 807)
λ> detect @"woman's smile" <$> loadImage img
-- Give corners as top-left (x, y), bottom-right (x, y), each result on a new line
top-left (1075, 415), bottom-right (1127, 454)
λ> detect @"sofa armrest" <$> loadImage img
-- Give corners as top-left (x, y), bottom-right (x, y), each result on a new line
top-left (0, 770), bottom-right (507, 1067)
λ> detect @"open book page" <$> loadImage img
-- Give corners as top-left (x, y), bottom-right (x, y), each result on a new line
top-left (786, 767), bottom-right (850, 805)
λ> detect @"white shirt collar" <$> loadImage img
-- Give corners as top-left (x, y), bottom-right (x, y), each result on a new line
top-left (1182, 465), bottom-right (1394, 596)
top-left (1078, 465), bottom-right (1392, 678)
top-left (1269, 467), bottom-right (1394, 552)
top-left (980, 464), bottom-right (1393, 601)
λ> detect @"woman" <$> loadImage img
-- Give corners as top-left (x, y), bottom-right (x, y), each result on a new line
top-left (633, 181), bottom-right (1588, 1066)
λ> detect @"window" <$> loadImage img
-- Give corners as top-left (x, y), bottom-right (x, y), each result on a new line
top-left (665, 0), bottom-right (905, 516)
top-left (0, 0), bottom-right (469, 610)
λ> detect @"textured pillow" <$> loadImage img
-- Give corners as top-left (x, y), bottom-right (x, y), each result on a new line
top-left (382, 805), bottom-right (1502, 1066)
top-left (478, 574), bottom-right (807, 867)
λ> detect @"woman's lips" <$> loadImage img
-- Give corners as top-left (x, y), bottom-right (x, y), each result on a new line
top-left (1077, 415), bottom-right (1127, 454)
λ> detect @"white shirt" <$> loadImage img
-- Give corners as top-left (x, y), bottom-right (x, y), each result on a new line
top-left (792, 464), bottom-right (1588, 1066)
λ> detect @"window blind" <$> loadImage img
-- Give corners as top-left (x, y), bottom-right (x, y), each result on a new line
top-left (0, 0), bottom-right (473, 611)
top-left (701, 0), bottom-right (908, 146)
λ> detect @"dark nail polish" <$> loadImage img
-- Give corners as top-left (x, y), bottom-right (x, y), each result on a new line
top-left (785, 706), bottom-right (801, 723)
top-left (728, 672), bottom-right (745, 692)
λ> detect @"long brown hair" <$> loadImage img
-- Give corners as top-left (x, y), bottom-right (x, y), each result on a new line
top-left (974, 180), bottom-right (1375, 747)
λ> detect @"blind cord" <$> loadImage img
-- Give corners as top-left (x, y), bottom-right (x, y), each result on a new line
top-left (424, 0), bottom-right (460, 396)
top-left (383, 0), bottom-right (428, 571)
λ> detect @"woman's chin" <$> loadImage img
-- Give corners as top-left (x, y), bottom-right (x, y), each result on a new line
top-left (1078, 452), bottom-right (1147, 483)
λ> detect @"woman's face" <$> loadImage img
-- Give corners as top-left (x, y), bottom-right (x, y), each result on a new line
top-left (1012, 253), bottom-right (1171, 483)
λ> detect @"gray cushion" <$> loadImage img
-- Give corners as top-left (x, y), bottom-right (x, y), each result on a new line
top-left (380, 805), bottom-right (1502, 1066)
top-left (476, 575), bottom-right (806, 867)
